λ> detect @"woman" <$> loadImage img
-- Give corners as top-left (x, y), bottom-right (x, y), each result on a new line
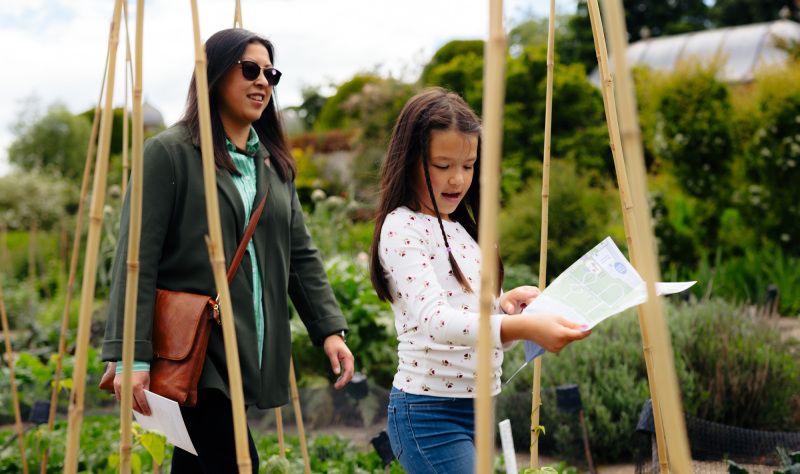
top-left (102, 28), bottom-right (354, 472)
top-left (369, 88), bottom-right (590, 473)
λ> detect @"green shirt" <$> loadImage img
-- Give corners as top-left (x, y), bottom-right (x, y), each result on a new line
top-left (227, 127), bottom-right (265, 366)
top-left (118, 126), bottom-right (265, 373)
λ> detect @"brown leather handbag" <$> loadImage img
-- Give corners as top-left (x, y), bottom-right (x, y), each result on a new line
top-left (100, 191), bottom-right (268, 406)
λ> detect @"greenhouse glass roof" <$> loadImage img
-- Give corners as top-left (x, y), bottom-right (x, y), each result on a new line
top-left (590, 20), bottom-right (800, 84)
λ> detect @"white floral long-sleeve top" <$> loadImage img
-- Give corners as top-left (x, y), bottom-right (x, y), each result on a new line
top-left (379, 207), bottom-right (515, 398)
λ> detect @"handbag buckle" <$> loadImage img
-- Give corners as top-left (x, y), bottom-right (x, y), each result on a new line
top-left (213, 295), bottom-right (221, 325)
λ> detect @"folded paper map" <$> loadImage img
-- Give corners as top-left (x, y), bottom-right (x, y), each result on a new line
top-left (506, 237), bottom-right (695, 384)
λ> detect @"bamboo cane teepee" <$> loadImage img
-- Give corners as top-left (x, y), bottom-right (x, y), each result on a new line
top-left (116, 0), bottom-right (145, 472)
top-left (531, 0), bottom-right (557, 468)
top-left (585, 1), bottom-right (668, 470)
top-left (0, 282), bottom-right (28, 474)
top-left (521, 1), bottom-right (692, 471)
top-left (476, 0), bottom-right (506, 472)
top-left (600, 0), bottom-right (692, 470)
top-left (188, 1), bottom-right (252, 469)
top-left (64, 0), bottom-right (124, 470)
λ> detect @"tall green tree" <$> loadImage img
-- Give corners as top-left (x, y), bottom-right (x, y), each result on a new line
top-left (78, 107), bottom-right (132, 157)
top-left (421, 41), bottom-right (609, 195)
top-left (421, 40), bottom-right (485, 112)
top-left (8, 102), bottom-right (91, 181)
top-left (623, 0), bottom-right (710, 41)
top-left (289, 86), bottom-right (327, 132)
top-left (0, 171), bottom-right (76, 230)
top-left (315, 75), bottom-right (382, 131)
top-left (709, 0), bottom-right (799, 27)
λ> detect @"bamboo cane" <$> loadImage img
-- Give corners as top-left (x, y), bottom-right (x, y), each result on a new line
top-left (578, 410), bottom-right (596, 473)
top-left (121, 47), bottom-right (130, 195)
top-left (276, 407), bottom-right (286, 457)
top-left (40, 45), bottom-right (109, 474)
top-left (289, 358), bottom-right (311, 473)
top-left (0, 223), bottom-right (7, 274)
top-left (601, 0), bottom-right (692, 471)
top-left (64, 1), bottom-right (123, 471)
top-left (28, 219), bottom-right (37, 282)
top-left (121, 0), bottom-right (135, 196)
top-left (233, 0), bottom-right (243, 28)
top-left (531, 0), bottom-right (556, 469)
top-left (189, 2), bottom-right (251, 471)
top-left (59, 219), bottom-right (68, 274)
top-left (0, 281), bottom-right (28, 474)
top-left (117, 1), bottom-right (145, 472)
top-left (585, 2), bottom-right (668, 471)
top-left (477, 1), bottom-right (506, 472)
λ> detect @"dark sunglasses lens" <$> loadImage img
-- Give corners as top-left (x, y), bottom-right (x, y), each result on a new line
top-left (241, 62), bottom-right (260, 81)
top-left (267, 69), bottom-right (281, 86)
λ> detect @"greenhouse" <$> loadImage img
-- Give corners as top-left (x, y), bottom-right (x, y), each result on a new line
top-left (590, 19), bottom-right (800, 84)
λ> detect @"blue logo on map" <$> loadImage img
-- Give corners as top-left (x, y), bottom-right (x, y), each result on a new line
top-left (614, 262), bottom-right (626, 274)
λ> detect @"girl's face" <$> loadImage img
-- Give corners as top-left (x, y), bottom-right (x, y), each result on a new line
top-left (217, 42), bottom-right (273, 132)
top-left (412, 129), bottom-right (478, 222)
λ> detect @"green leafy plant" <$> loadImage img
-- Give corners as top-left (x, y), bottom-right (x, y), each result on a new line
top-left (291, 253), bottom-right (397, 389)
top-left (107, 422), bottom-right (167, 473)
top-left (500, 297), bottom-right (800, 465)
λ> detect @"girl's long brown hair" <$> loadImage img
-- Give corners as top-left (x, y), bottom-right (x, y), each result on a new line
top-left (178, 28), bottom-right (296, 181)
top-left (369, 87), bottom-right (504, 302)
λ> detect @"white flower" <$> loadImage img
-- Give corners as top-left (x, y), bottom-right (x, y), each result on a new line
top-left (311, 189), bottom-right (326, 202)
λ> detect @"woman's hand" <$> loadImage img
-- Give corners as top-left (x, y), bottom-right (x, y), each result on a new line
top-left (323, 334), bottom-right (355, 389)
top-left (113, 369), bottom-right (152, 416)
top-left (499, 285), bottom-right (541, 315)
top-left (500, 313), bottom-right (591, 352)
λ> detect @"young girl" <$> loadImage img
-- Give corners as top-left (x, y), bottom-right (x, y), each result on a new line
top-left (369, 88), bottom-right (590, 473)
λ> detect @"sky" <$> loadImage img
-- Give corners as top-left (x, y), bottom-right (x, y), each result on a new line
top-left (0, 0), bottom-right (576, 176)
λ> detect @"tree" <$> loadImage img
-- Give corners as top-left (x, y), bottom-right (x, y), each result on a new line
top-left (623, 0), bottom-right (710, 41)
top-left (289, 86), bottom-right (327, 132)
top-left (8, 102), bottom-right (91, 181)
top-left (421, 40), bottom-right (485, 113)
top-left (78, 106), bottom-right (132, 157)
top-left (0, 171), bottom-right (77, 230)
top-left (315, 75), bottom-right (382, 131)
top-left (420, 40), bottom-right (484, 87)
top-left (421, 41), bottom-right (610, 195)
top-left (709, 0), bottom-right (799, 27)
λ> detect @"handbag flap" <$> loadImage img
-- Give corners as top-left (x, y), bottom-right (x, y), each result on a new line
top-left (152, 290), bottom-right (214, 360)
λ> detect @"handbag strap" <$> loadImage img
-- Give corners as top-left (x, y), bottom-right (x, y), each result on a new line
top-left (225, 190), bottom-right (269, 284)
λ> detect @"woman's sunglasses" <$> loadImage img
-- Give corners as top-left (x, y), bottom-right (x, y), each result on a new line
top-left (237, 60), bottom-right (282, 85)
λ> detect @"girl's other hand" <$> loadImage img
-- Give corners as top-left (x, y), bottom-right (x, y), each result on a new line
top-left (500, 313), bottom-right (591, 352)
top-left (499, 285), bottom-right (540, 314)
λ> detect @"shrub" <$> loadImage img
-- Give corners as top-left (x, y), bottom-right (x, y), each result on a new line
top-left (690, 245), bottom-right (800, 316)
top-left (499, 298), bottom-right (800, 464)
top-left (499, 158), bottom-right (622, 281)
top-left (291, 254), bottom-right (398, 388)
top-left (671, 298), bottom-right (800, 430)
top-left (739, 64), bottom-right (800, 254)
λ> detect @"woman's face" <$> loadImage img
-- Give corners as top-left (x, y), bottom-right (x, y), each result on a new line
top-left (412, 129), bottom-right (478, 222)
top-left (217, 42), bottom-right (273, 132)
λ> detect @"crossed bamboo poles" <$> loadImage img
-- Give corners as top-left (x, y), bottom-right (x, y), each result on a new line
top-left (476, 0), bottom-right (691, 472)
top-left (3, 0), bottom-right (692, 472)
top-left (8, 1), bottom-right (311, 472)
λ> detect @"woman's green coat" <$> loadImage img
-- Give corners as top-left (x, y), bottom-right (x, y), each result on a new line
top-left (102, 124), bottom-right (348, 409)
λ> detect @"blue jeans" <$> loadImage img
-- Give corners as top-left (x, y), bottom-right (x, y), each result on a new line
top-left (387, 387), bottom-right (477, 473)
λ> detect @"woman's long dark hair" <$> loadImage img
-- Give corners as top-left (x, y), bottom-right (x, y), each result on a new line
top-left (369, 87), bottom-right (504, 302)
top-left (177, 28), bottom-right (296, 181)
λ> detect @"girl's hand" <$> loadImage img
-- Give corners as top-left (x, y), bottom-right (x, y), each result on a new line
top-left (500, 313), bottom-right (591, 352)
top-left (499, 286), bottom-right (541, 314)
top-left (323, 334), bottom-right (355, 389)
